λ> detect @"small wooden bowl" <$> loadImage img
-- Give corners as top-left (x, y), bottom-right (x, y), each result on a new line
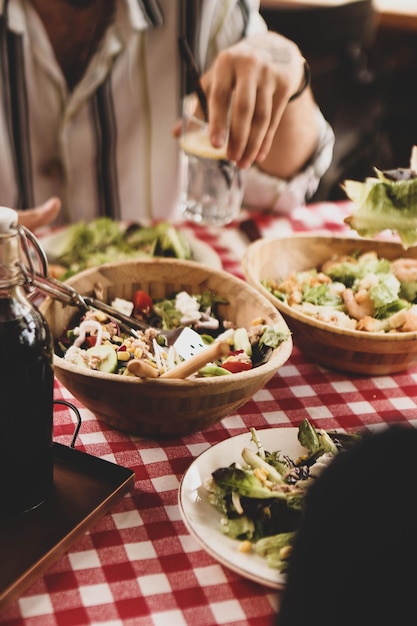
top-left (242, 234), bottom-right (417, 375)
top-left (40, 258), bottom-right (292, 437)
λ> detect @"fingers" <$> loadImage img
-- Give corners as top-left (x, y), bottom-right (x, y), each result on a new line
top-left (203, 34), bottom-right (301, 169)
top-left (229, 60), bottom-right (284, 168)
top-left (16, 197), bottom-right (61, 231)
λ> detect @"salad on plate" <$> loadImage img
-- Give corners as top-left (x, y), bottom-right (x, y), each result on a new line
top-left (41, 217), bottom-right (195, 279)
top-left (205, 419), bottom-right (362, 570)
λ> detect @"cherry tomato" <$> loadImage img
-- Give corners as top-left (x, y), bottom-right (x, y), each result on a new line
top-left (133, 290), bottom-right (153, 315)
top-left (221, 360), bottom-right (252, 373)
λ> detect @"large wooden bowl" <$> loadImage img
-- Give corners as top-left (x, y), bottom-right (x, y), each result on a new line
top-left (242, 234), bottom-right (417, 375)
top-left (40, 258), bottom-right (292, 437)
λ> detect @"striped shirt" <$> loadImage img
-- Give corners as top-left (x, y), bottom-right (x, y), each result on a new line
top-left (0, 0), bottom-right (334, 224)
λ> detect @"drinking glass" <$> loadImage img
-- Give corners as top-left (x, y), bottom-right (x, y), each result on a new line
top-left (179, 95), bottom-right (246, 226)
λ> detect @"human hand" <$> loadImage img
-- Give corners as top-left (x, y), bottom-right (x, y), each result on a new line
top-left (200, 32), bottom-right (307, 169)
top-left (16, 197), bottom-right (61, 231)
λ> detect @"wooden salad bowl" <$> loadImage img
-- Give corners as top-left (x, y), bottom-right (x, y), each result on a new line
top-left (242, 234), bottom-right (417, 375)
top-left (40, 258), bottom-right (293, 437)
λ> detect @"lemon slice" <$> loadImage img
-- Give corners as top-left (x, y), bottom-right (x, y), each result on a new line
top-left (180, 129), bottom-right (227, 160)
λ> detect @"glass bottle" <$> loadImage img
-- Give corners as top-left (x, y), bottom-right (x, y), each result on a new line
top-left (0, 207), bottom-right (54, 516)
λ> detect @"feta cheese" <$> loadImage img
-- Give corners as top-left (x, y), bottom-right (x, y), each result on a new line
top-left (111, 297), bottom-right (134, 317)
top-left (175, 291), bottom-right (201, 324)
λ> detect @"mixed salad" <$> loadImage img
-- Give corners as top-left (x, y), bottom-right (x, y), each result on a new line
top-left (47, 218), bottom-right (192, 279)
top-left (56, 287), bottom-right (290, 378)
top-left (205, 419), bottom-right (362, 570)
top-left (262, 249), bottom-right (417, 332)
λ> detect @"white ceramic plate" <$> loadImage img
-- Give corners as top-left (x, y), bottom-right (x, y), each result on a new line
top-left (37, 226), bottom-right (222, 270)
top-left (182, 229), bottom-right (222, 269)
top-left (178, 427), bottom-right (305, 589)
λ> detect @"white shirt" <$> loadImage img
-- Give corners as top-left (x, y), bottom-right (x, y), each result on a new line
top-left (0, 0), bottom-right (334, 225)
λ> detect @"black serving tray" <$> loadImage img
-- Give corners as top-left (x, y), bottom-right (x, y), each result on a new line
top-left (0, 442), bottom-right (135, 612)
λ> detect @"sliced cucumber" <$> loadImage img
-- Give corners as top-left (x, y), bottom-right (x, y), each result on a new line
top-left (86, 344), bottom-right (118, 373)
top-left (233, 327), bottom-right (252, 356)
top-left (71, 352), bottom-right (88, 369)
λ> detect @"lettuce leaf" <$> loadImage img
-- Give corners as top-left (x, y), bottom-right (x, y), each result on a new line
top-left (54, 218), bottom-right (192, 278)
top-left (342, 168), bottom-right (417, 248)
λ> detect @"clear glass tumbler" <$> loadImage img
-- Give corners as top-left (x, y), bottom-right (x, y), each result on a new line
top-left (179, 95), bottom-right (246, 226)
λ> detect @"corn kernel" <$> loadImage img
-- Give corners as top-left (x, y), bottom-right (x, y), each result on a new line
top-left (117, 350), bottom-right (131, 362)
top-left (251, 317), bottom-right (265, 326)
top-left (280, 545), bottom-right (293, 560)
top-left (238, 540), bottom-right (252, 554)
top-left (254, 466), bottom-right (268, 482)
top-left (92, 311), bottom-right (108, 322)
top-left (296, 454), bottom-right (308, 464)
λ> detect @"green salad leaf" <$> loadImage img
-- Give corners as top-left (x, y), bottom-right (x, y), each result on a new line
top-left (53, 218), bottom-right (192, 278)
top-left (343, 168), bottom-right (417, 248)
top-left (211, 466), bottom-right (290, 500)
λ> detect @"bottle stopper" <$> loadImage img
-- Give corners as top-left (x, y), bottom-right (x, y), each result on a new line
top-left (0, 207), bottom-right (18, 234)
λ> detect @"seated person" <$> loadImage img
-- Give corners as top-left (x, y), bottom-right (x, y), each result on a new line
top-left (277, 424), bottom-right (417, 626)
top-left (0, 0), bottom-right (334, 230)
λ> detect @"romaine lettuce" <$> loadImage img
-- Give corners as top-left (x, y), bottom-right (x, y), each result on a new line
top-left (343, 168), bottom-right (417, 248)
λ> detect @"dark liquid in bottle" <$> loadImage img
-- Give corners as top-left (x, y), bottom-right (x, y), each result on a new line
top-left (0, 310), bottom-right (54, 516)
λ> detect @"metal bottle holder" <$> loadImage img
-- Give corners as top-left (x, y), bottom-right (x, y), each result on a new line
top-left (53, 400), bottom-right (82, 448)
top-left (13, 226), bottom-right (83, 447)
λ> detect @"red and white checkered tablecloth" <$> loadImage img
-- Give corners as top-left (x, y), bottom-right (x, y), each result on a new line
top-left (2, 201), bottom-right (417, 626)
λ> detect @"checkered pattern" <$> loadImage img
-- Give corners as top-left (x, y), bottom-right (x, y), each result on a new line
top-left (2, 201), bottom-right (417, 626)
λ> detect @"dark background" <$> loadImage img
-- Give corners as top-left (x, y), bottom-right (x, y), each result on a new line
top-left (260, 0), bottom-right (417, 201)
